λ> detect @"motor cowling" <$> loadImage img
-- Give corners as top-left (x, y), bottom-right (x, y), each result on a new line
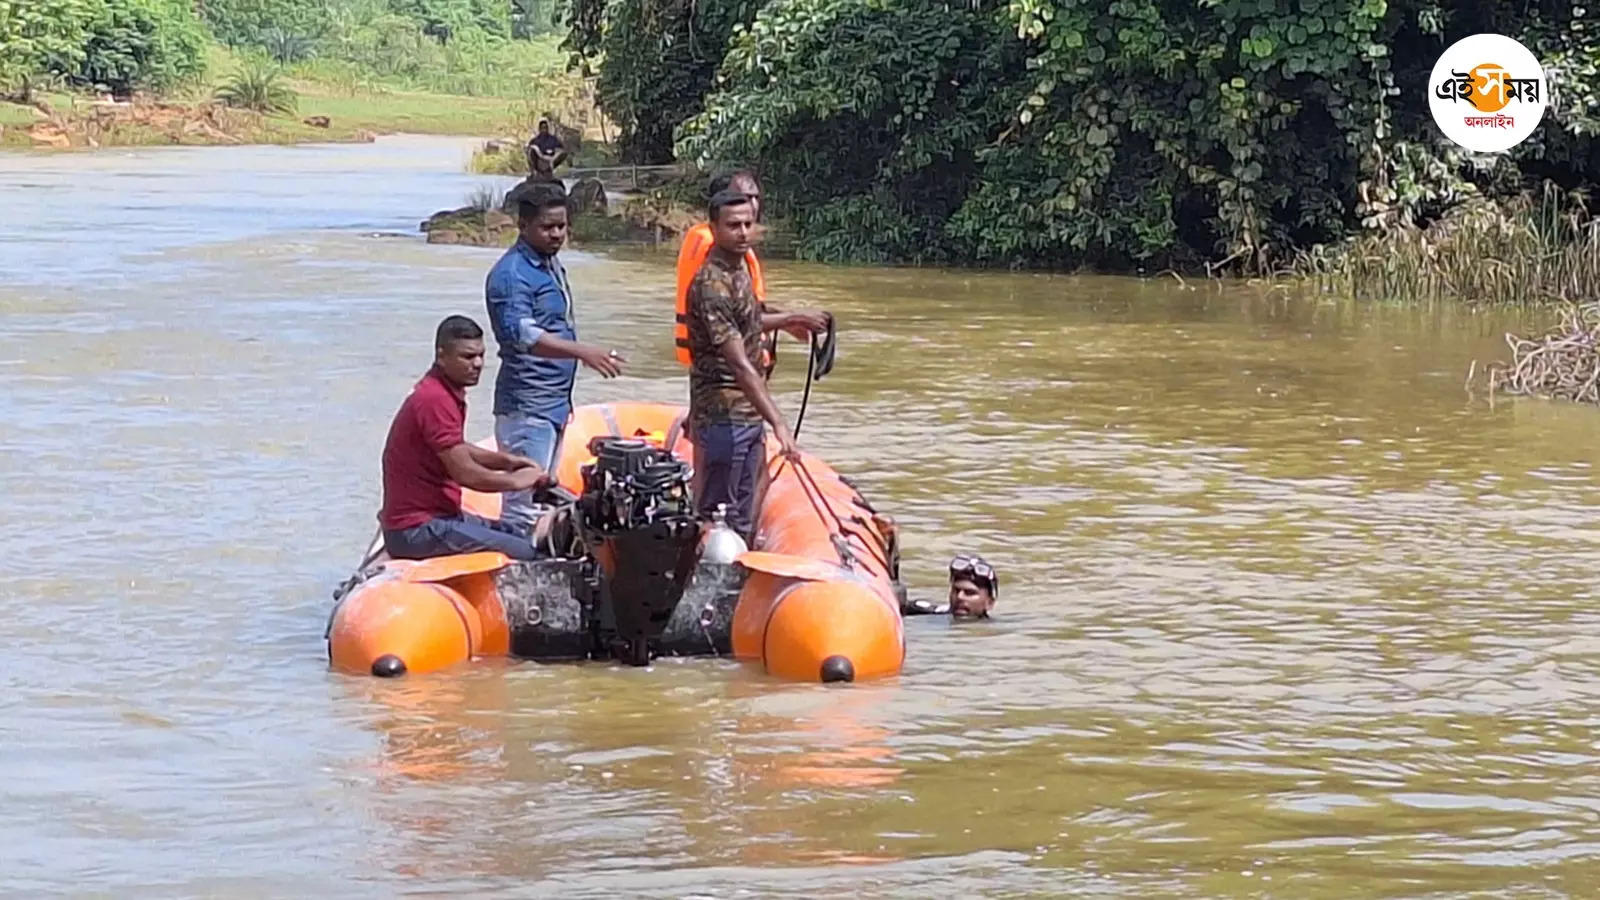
top-left (575, 437), bottom-right (701, 665)
top-left (577, 437), bottom-right (693, 530)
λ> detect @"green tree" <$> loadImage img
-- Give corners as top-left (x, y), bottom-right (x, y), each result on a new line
top-left (75, 0), bottom-right (208, 96)
top-left (512, 0), bottom-right (555, 37)
top-left (678, 0), bottom-right (1597, 270)
top-left (389, 0), bottom-right (511, 41)
top-left (0, 0), bottom-right (93, 101)
top-left (562, 0), bottom-right (765, 162)
top-left (199, 0), bottom-right (327, 47)
top-left (679, 0), bottom-right (1023, 262)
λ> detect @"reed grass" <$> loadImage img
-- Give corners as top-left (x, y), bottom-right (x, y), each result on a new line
top-left (1293, 183), bottom-right (1600, 306)
top-left (464, 183), bottom-right (506, 212)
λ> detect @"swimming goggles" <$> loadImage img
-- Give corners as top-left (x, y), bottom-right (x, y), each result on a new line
top-left (949, 555), bottom-right (998, 598)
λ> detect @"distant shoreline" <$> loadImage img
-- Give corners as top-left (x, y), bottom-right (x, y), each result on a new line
top-left (0, 83), bottom-right (527, 153)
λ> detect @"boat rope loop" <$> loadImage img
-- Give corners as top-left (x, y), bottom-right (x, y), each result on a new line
top-left (790, 314), bottom-right (836, 442)
top-left (793, 330), bottom-right (816, 440)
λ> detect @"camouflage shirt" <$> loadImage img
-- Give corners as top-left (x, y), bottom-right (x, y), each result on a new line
top-left (686, 250), bottom-right (764, 428)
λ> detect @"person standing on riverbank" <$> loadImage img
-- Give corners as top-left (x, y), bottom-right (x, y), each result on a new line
top-left (672, 169), bottom-right (829, 373)
top-left (684, 189), bottom-right (800, 542)
top-left (485, 181), bottom-right (626, 530)
top-left (380, 316), bottom-right (552, 561)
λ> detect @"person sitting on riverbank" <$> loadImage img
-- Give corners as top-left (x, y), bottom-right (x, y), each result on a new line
top-left (485, 181), bottom-right (626, 532)
top-left (672, 169), bottom-right (829, 375)
top-left (380, 315), bottom-right (552, 561)
top-left (525, 119), bottom-right (568, 182)
top-left (901, 555), bottom-right (999, 619)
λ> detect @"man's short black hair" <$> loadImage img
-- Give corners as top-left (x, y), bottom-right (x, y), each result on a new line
top-left (708, 168), bottom-right (757, 197)
top-left (435, 314), bottom-right (483, 349)
top-left (512, 181), bottom-right (568, 222)
top-left (707, 189), bottom-right (752, 224)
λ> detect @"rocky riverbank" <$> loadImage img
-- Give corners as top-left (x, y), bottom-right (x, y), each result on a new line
top-left (420, 178), bottom-right (701, 248)
top-left (0, 95), bottom-right (383, 150)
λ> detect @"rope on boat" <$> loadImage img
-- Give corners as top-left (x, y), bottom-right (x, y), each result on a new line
top-left (762, 322), bottom-right (896, 574)
top-left (769, 451), bottom-right (891, 575)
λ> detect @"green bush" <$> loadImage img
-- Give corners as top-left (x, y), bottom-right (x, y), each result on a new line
top-left (678, 0), bottom-right (1021, 264)
top-left (75, 0), bottom-right (207, 96)
top-left (1, 0), bottom-right (206, 100)
top-left (259, 27), bottom-right (317, 64)
top-left (295, 24), bottom-right (569, 97)
top-left (637, 0), bottom-right (1600, 272)
top-left (0, 0), bottom-right (94, 100)
top-left (389, 0), bottom-right (510, 41)
top-left (204, 0), bottom-right (513, 54)
top-left (200, 0), bottom-right (327, 48)
top-left (562, 0), bottom-right (763, 162)
top-left (215, 60), bottom-right (298, 113)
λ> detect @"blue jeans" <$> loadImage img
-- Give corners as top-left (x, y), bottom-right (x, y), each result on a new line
top-left (495, 413), bottom-right (564, 531)
top-left (384, 513), bottom-right (539, 561)
top-left (694, 421), bottom-right (765, 540)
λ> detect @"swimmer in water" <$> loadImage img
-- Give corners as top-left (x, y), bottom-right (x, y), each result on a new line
top-left (901, 555), bottom-right (998, 619)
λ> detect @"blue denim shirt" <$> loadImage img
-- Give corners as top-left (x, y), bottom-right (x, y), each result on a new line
top-left (485, 239), bottom-right (578, 423)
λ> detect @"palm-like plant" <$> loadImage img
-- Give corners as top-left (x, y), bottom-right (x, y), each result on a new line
top-left (214, 62), bottom-right (298, 115)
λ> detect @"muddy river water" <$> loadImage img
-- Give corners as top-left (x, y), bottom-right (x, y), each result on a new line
top-left (4, 135), bottom-right (1600, 897)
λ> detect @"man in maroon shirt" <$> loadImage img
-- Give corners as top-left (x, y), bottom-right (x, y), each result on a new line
top-left (380, 315), bottom-right (552, 560)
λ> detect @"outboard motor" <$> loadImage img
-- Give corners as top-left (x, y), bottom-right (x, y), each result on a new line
top-left (659, 504), bottom-right (748, 657)
top-left (574, 436), bottom-right (700, 665)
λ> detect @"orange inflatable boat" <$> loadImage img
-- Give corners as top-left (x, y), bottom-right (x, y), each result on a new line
top-left (327, 402), bottom-right (906, 683)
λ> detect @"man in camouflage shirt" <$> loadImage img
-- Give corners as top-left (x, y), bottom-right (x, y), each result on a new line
top-left (684, 189), bottom-right (801, 541)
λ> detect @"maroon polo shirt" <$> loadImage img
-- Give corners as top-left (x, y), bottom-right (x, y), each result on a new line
top-left (380, 367), bottom-right (467, 530)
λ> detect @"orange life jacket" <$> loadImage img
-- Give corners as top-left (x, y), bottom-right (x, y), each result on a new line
top-left (674, 222), bottom-right (767, 367)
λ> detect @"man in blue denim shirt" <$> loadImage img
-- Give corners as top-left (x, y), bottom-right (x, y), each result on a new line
top-left (485, 181), bottom-right (625, 530)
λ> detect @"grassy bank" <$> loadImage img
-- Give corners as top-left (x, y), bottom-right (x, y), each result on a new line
top-left (0, 38), bottom-right (595, 151)
top-left (0, 84), bottom-right (530, 150)
top-left (1290, 185), bottom-right (1600, 307)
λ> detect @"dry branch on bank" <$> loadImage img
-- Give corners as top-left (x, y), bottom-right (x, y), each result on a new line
top-left (1483, 303), bottom-right (1600, 405)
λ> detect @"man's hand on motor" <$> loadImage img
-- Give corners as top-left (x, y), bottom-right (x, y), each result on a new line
top-left (510, 466), bottom-right (551, 491)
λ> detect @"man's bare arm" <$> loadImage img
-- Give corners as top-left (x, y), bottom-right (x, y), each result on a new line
top-left (441, 444), bottom-right (548, 493)
top-left (466, 443), bottom-right (536, 472)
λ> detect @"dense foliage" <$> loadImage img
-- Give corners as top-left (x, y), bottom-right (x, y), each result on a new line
top-left (0, 0), bottom-right (206, 98)
top-left (203, 0), bottom-right (568, 94)
top-left (561, 0), bottom-right (764, 162)
top-left (0, 0), bottom-right (90, 100)
top-left (2, 0), bottom-right (572, 103)
top-left (197, 0), bottom-right (327, 48)
top-left (76, 0), bottom-right (208, 95)
top-left (201, 0), bottom-right (518, 47)
top-left (569, 0), bottom-right (1599, 270)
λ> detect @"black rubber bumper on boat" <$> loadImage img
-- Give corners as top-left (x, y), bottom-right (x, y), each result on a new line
top-left (820, 655), bottom-right (854, 683)
top-left (371, 654), bottom-right (407, 677)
